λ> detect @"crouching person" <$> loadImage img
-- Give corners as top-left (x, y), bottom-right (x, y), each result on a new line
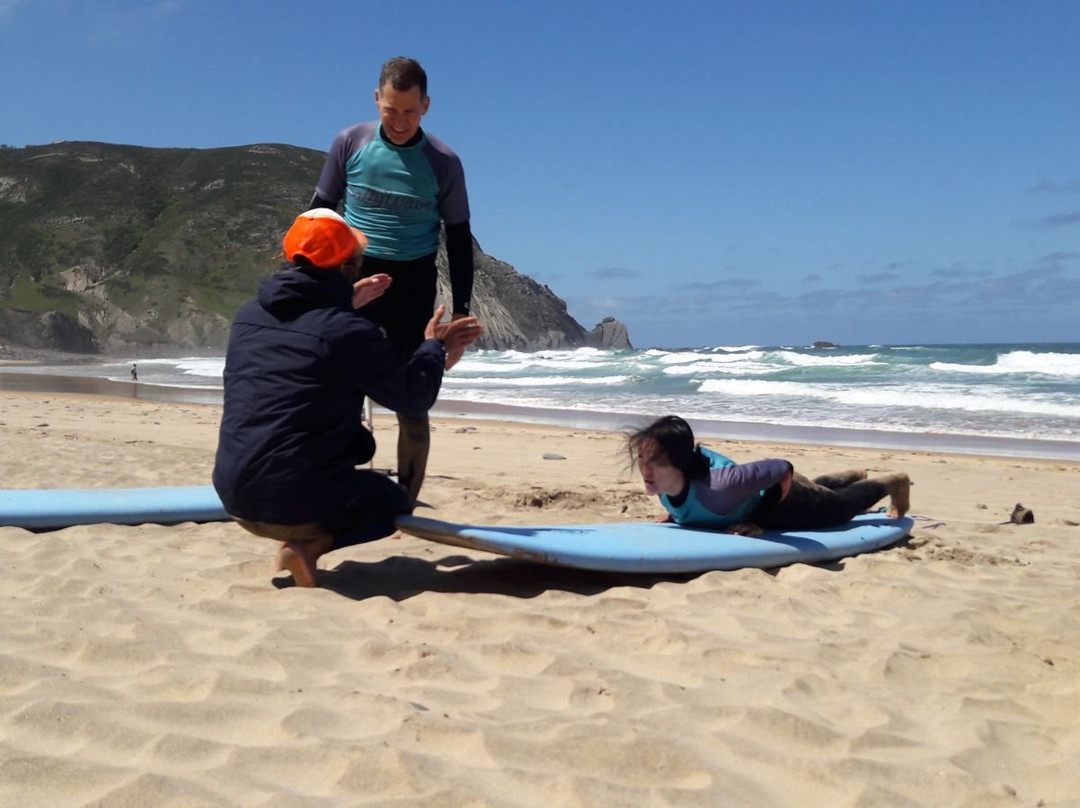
top-left (213, 209), bottom-right (482, 586)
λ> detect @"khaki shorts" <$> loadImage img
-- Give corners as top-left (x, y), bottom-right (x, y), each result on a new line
top-left (234, 518), bottom-right (331, 543)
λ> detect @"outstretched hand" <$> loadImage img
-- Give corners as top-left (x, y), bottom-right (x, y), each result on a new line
top-left (425, 305), bottom-right (483, 369)
top-left (352, 274), bottom-right (392, 309)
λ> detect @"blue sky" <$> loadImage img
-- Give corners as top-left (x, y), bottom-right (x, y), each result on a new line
top-left (2, 0), bottom-right (1078, 349)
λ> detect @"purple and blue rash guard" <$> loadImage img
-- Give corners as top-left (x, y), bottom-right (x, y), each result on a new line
top-left (314, 122), bottom-right (474, 313)
top-left (660, 447), bottom-right (794, 528)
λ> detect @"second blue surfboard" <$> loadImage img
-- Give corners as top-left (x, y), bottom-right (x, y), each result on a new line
top-left (395, 512), bottom-right (913, 573)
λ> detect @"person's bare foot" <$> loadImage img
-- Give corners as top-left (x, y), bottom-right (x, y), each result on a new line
top-left (274, 536), bottom-right (333, 588)
top-left (882, 473), bottom-right (911, 518)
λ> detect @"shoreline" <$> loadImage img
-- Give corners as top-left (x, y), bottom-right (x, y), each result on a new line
top-left (4, 369), bottom-right (1080, 461)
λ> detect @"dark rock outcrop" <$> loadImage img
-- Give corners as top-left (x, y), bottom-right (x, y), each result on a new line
top-left (0, 310), bottom-right (98, 353)
top-left (585, 316), bottom-right (632, 350)
top-left (436, 242), bottom-right (588, 352)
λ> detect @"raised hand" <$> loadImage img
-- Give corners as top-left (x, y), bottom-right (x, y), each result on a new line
top-left (352, 273), bottom-right (392, 309)
top-left (425, 305), bottom-right (483, 369)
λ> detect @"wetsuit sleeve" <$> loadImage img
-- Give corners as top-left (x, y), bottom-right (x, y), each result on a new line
top-left (312, 130), bottom-right (353, 209)
top-left (309, 191), bottom-right (339, 212)
top-left (348, 327), bottom-right (448, 415)
top-left (695, 460), bottom-right (794, 516)
top-left (444, 221), bottom-right (475, 316)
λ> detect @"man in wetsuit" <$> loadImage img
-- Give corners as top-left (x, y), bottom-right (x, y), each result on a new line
top-left (310, 56), bottom-right (475, 506)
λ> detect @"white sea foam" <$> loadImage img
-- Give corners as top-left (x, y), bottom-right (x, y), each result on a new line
top-left (654, 350), bottom-right (763, 366)
top-left (771, 350), bottom-right (882, 367)
top-left (661, 360), bottom-right (777, 377)
top-left (457, 348), bottom-right (619, 374)
top-left (654, 352), bottom-right (709, 366)
top-left (168, 358), bottom-right (226, 378)
top-left (442, 375), bottom-right (635, 388)
top-left (707, 345), bottom-right (763, 353)
top-left (698, 378), bottom-right (824, 397)
top-left (649, 345), bottom-right (761, 355)
top-left (7, 342), bottom-right (1080, 447)
top-left (932, 351), bottom-right (1080, 377)
top-left (698, 378), bottom-right (1080, 418)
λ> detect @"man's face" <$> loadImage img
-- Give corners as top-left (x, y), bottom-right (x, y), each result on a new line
top-left (375, 83), bottom-right (430, 145)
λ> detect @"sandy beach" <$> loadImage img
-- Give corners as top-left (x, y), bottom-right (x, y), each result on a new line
top-left (1, 389), bottom-right (1078, 807)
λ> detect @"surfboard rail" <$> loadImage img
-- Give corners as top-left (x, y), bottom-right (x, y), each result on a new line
top-left (395, 513), bottom-right (914, 573)
top-left (0, 485), bottom-right (232, 529)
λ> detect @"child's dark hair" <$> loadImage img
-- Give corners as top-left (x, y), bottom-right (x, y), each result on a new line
top-left (627, 416), bottom-right (711, 480)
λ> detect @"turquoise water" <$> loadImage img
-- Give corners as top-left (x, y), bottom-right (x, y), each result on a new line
top-left (7, 342), bottom-right (1080, 451)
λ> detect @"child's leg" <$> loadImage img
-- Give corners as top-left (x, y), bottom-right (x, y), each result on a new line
top-left (756, 475), bottom-right (893, 530)
top-left (818, 473), bottom-right (911, 521)
top-left (812, 469), bottom-right (867, 490)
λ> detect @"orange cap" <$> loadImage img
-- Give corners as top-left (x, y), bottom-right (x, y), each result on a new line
top-left (283, 209), bottom-right (367, 268)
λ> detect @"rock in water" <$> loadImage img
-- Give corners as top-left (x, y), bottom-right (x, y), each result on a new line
top-left (585, 317), bottom-right (633, 350)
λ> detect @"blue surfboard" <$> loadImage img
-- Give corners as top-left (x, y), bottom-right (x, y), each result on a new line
top-left (0, 485), bottom-right (231, 529)
top-left (395, 513), bottom-right (913, 573)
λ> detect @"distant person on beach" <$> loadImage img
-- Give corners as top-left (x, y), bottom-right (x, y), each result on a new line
top-left (628, 416), bottom-right (910, 534)
top-left (309, 56), bottom-right (476, 507)
top-left (130, 364), bottom-right (137, 381)
top-left (213, 208), bottom-right (482, 587)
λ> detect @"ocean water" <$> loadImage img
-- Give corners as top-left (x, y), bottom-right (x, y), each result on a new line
top-left (6, 342), bottom-right (1080, 459)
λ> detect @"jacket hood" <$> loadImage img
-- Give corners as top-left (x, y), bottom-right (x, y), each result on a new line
top-left (257, 265), bottom-right (352, 319)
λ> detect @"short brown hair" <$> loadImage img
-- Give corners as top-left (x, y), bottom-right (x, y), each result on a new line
top-left (379, 57), bottom-right (428, 97)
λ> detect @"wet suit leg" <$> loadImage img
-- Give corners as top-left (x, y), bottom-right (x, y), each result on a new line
top-left (812, 469), bottom-right (867, 490)
top-left (755, 473), bottom-right (891, 530)
top-left (355, 254), bottom-right (439, 505)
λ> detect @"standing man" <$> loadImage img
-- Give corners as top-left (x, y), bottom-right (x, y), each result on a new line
top-left (213, 208), bottom-right (482, 587)
top-left (310, 56), bottom-right (475, 506)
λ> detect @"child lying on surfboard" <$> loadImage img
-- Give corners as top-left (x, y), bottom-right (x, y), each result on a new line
top-left (628, 416), bottom-right (910, 536)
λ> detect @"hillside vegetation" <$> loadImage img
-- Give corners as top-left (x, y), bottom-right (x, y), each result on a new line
top-left (0, 141), bottom-right (625, 354)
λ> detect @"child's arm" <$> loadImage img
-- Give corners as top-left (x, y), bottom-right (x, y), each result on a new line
top-left (696, 459), bottom-right (794, 515)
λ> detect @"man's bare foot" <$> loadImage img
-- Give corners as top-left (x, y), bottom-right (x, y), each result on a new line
top-left (274, 536), bottom-right (333, 588)
top-left (882, 473), bottom-right (911, 518)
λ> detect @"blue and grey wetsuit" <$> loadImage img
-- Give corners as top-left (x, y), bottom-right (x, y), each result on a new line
top-left (660, 447), bottom-right (793, 528)
top-left (313, 122), bottom-right (474, 315)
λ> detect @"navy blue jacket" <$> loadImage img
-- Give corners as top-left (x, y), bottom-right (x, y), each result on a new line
top-left (212, 266), bottom-right (446, 524)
